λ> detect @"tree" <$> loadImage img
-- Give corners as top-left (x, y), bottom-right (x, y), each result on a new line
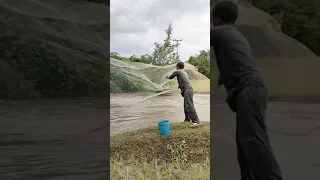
top-left (129, 55), bottom-right (140, 62)
top-left (211, 0), bottom-right (320, 55)
top-left (140, 54), bottom-right (152, 64)
top-left (187, 49), bottom-right (210, 79)
top-left (110, 52), bottom-right (123, 60)
top-left (152, 23), bottom-right (179, 66)
top-left (252, 0), bottom-right (320, 55)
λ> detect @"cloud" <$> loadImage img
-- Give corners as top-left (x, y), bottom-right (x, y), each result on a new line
top-left (110, 0), bottom-right (210, 61)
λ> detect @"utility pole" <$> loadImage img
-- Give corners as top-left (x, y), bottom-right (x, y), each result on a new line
top-left (172, 39), bottom-right (182, 60)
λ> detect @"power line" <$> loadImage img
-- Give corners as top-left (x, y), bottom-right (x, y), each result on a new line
top-left (110, 5), bottom-right (148, 32)
top-left (172, 39), bottom-right (183, 60)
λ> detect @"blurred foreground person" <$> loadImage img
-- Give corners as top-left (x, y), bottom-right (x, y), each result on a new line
top-left (211, 1), bottom-right (282, 180)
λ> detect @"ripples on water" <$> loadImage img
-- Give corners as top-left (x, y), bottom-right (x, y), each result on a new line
top-left (0, 100), bottom-right (109, 180)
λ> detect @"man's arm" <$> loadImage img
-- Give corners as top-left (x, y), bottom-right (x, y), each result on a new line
top-left (217, 75), bottom-right (224, 88)
top-left (167, 70), bottom-right (178, 79)
top-left (210, 26), bottom-right (223, 47)
top-left (211, 26), bottom-right (223, 68)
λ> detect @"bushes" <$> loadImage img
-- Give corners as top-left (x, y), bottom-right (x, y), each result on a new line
top-left (187, 50), bottom-right (210, 79)
top-left (0, 8), bottom-right (108, 98)
top-left (110, 65), bottom-right (147, 92)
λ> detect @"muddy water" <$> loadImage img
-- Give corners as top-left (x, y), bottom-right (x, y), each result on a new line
top-left (0, 99), bottom-right (109, 180)
top-left (110, 92), bottom-right (210, 135)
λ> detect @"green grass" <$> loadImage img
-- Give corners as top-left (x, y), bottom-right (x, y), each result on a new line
top-left (110, 122), bottom-right (210, 180)
top-left (258, 57), bottom-right (320, 101)
top-left (212, 57), bottom-right (320, 102)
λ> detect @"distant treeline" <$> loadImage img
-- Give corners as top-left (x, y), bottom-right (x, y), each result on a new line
top-left (111, 49), bottom-right (210, 79)
top-left (211, 0), bottom-right (320, 56)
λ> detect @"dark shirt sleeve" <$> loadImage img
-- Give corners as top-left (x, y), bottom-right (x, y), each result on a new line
top-left (211, 27), bottom-right (224, 88)
top-left (210, 26), bottom-right (223, 47)
top-left (217, 75), bottom-right (224, 88)
top-left (168, 70), bottom-right (178, 79)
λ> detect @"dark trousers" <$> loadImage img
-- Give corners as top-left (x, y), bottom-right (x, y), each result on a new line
top-left (235, 84), bottom-right (282, 180)
top-left (183, 88), bottom-right (200, 124)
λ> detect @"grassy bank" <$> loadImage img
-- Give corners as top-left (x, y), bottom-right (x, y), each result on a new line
top-left (258, 57), bottom-right (320, 101)
top-left (110, 122), bottom-right (210, 180)
top-left (212, 57), bottom-right (320, 102)
top-left (171, 80), bottom-right (210, 94)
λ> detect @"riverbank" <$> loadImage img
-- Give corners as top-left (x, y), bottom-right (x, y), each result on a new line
top-left (110, 93), bottom-right (210, 135)
top-left (110, 122), bottom-right (210, 179)
top-left (170, 80), bottom-right (210, 94)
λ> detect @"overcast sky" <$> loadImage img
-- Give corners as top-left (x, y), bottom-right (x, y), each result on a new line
top-left (110, 0), bottom-right (210, 61)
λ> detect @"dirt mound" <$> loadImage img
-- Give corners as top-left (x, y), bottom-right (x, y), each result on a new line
top-left (211, 1), bottom-right (320, 101)
top-left (0, 0), bottom-right (109, 98)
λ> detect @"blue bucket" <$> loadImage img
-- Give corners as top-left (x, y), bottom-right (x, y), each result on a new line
top-left (158, 120), bottom-right (170, 136)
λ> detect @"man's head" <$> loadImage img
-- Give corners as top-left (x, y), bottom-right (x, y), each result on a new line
top-left (211, 1), bottom-right (238, 26)
top-left (176, 61), bottom-right (184, 70)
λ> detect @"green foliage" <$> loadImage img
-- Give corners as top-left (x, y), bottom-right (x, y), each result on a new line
top-left (251, 0), bottom-right (320, 55)
top-left (167, 140), bottom-right (189, 163)
top-left (110, 122), bottom-right (210, 163)
top-left (187, 49), bottom-right (210, 79)
top-left (110, 122), bottom-right (210, 180)
top-left (212, 0), bottom-right (320, 56)
top-left (1, 1), bottom-right (109, 99)
top-left (140, 54), bottom-right (153, 64)
top-left (110, 52), bottom-right (153, 64)
top-left (110, 52), bottom-right (123, 60)
top-left (110, 23), bottom-right (180, 66)
top-left (152, 23), bottom-right (179, 66)
top-left (110, 58), bottom-right (208, 93)
top-left (110, 63), bottom-right (147, 92)
top-left (0, 34), bottom-right (108, 98)
top-left (210, 0), bottom-right (216, 7)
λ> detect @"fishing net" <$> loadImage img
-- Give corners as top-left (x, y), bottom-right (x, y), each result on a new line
top-left (0, 0), bottom-right (109, 98)
top-left (110, 58), bottom-right (209, 93)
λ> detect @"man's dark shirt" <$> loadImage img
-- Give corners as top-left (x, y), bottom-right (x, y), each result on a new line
top-left (168, 69), bottom-right (193, 93)
top-left (211, 25), bottom-right (264, 93)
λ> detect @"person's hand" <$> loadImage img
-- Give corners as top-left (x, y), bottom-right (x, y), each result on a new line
top-left (166, 72), bottom-right (171, 79)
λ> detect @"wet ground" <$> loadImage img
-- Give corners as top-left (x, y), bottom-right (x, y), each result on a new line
top-left (0, 92), bottom-right (209, 179)
top-left (110, 92), bottom-right (210, 135)
top-left (211, 89), bottom-right (320, 180)
top-left (0, 98), bottom-right (109, 180)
